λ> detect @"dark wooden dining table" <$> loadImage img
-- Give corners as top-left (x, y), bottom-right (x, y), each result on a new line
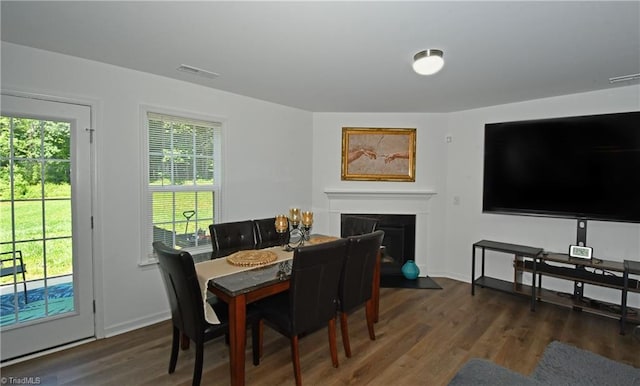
top-left (198, 239), bottom-right (381, 386)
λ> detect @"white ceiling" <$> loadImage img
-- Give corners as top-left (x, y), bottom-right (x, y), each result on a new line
top-left (2, 1), bottom-right (639, 113)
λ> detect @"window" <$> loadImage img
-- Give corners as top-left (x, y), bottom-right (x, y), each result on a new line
top-left (141, 108), bottom-right (221, 262)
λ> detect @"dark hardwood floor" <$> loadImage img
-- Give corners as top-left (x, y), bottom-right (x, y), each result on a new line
top-left (2, 278), bottom-right (639, 385)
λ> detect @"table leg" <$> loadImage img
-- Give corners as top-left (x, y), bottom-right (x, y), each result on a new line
top-left (180, 332), bottom-right (190, 349)
top-left (471, 246), bottom-right (476, 295)
top-left (621, 266), bottom-right (629, 335)
top-left (531, 256), bottom-right (537, 312)
top-left (228, 295), bottom-right (248, 386)
top-left (373, 249), bottom-right (381, 323)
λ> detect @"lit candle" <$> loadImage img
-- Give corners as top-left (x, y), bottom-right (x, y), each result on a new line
top-left (302, 211), bottom-right (313, 227)
top-left (275, 215), bottom-right (288, 233)
top-left (289, 208), bottom-right (300, 225)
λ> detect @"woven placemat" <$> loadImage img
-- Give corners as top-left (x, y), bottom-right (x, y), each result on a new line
top-left (306, 236), bottom-right (339, 245)
top-left (226, 250), bottom-right (278, 267)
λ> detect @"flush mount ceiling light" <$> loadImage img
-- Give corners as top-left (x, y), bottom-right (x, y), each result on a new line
top-left (412, 49), bottom-right (444, 75)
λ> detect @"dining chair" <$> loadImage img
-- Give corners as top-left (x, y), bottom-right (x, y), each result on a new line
top-left (209, 220), bottom-right (256, 258)
top-left (253, 217), bottom-right (287, 249)
top-left (338, 230), bottom-right (385, 357)
top-left (341, 215), bottom-right (379, 237)
top-left (152, 241), bottom-right (261, 386)
top-left (254, 238), bottom-right (349, 386)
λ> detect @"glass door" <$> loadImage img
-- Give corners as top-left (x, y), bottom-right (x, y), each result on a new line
top-left (0, 94), bottom-right (94, 361)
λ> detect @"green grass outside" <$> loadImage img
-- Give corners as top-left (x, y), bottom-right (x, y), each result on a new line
top-left (1, 183), bottom-right (215, 284)
top-left (1, 199), bottom-right (72, 284)
top-left (151, 190), bottom-right (215, 237)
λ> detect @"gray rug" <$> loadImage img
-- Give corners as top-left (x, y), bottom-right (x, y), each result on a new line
top-left (532, 341), bottom-right (640, 385)
top-left (448, 341), bottom-right (640, 385)
top-left (447, 358), bottom-right (539, 385)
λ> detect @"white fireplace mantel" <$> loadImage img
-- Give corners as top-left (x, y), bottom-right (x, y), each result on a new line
top-left (324, 188), bottom-right (436, 214)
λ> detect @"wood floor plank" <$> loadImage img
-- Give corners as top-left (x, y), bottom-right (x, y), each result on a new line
top-left (2, 278), bottom-right (638, 385)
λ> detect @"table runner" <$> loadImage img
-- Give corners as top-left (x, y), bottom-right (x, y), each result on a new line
top-left (195, 246), bottom-right (293, 324)
top-left (194, 236), bottom-right (338, 324)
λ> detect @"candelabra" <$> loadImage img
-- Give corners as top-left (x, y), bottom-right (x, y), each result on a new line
top-left (275, 208), bottom-right (313, 251)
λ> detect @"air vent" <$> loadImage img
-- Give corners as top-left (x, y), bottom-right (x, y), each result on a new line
top-left (177, 64), bottom-right (219, 79)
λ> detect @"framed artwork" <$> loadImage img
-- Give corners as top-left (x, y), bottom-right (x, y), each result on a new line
top-left (341, 127), bottom-right (416, 181)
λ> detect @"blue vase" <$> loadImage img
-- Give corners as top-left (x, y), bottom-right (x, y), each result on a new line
top-left (401, 260), bottom-right (420, 280)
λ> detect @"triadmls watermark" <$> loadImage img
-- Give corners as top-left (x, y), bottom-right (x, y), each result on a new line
top-left (1, 377), bottom-right (43, 385)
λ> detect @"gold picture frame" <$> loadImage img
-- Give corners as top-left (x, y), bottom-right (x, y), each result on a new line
top-left (341, 127), bottom-right (416, 181)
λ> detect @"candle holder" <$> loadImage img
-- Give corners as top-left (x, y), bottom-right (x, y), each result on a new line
top-left (275, 209), bottom-right (313, 251)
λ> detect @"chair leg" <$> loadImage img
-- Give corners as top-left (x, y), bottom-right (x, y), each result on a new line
top-left (339, 312), bottom-right (352, 358)
top-left (328, 318), bottom-right (339, 368)
top-left (22, 271), bottom-right (28, 304)
top-left (193, 342), bottom-right (204, 386)
top-left (169, 326), bottom-right (180, 374)
top-left (290, 335), bottom-right (302, 386)
top-left (252, 319), bottom-right (262, 365)
top-left (365, 299), bottom-right (376, 341)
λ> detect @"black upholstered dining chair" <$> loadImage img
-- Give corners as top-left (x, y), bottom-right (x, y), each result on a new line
top-left (338, 230), bottom-right (385, 357)
top-left (341, 215), bottom-right (379, 237)
top-left (209, 220), bottom-right (256, 258)
top-left (253, 217), bottom-right (287, 249)
top-left (152, 241), bottom-right (261, 386)
top-left (254, 238), bottom-right (349, 386)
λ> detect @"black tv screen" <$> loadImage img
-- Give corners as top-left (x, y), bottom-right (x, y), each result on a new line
top-left (482, 111), bottom-right (640, 223)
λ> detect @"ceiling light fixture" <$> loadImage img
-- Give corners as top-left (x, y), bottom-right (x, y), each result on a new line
top-left (412, 49), bottom-right (444, 75)
top-left (608, 73), bottom-right (640, 84)
top-left (177, 64), bottom-right (219, 79)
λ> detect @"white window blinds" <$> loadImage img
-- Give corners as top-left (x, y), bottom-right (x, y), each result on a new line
top-left (142, 110), bottom-right (222, 261)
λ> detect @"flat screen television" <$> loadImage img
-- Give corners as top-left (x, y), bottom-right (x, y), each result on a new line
top-left (482, 111), bottom-right (640, 223)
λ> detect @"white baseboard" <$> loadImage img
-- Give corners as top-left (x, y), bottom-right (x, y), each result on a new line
top-left (103, 311), bottom-right (170, 338)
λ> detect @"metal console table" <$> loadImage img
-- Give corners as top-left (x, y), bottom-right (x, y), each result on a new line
top-left (471, 240), bottom-right (544, 311)
top-left (622, 260), bottom-right (640, 335)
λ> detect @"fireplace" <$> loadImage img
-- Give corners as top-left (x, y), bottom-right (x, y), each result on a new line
top-left (325, 188), bottom-right (437, 287)
top-left (341, 214), bottom-right (415, 277)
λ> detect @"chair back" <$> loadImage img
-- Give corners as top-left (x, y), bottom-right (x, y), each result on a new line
top-left (341, 216), bottom-right (379, 238)
top-left (153, 241), bottom-right (205, 341)
top-left (339, 230), bottom-right (385, 313)
top-left (209, 220), bottom-right (256, 258)
top-left (253, 217), bottom-right (286, 249)
top-left (289, 238), bottom-right (349, 335)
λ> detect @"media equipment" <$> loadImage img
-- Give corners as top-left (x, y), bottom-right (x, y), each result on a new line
top-left (483, 111), bottom-right (640, 224)
top-left (569, 245), bottom-right (593, 260)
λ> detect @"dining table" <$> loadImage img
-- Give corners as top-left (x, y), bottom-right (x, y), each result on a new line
top-left (193, 235), bottom-right (381, 386)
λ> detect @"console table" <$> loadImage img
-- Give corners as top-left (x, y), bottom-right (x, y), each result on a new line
top-left (622, 260), bottom-right (640, 334)
top-left (471, 240), bottom-right (544, 311)
top-left (471, 240), bottom-right (640, 334)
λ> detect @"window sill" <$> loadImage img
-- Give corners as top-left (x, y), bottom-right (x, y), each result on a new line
top-left (139, 245), bottom-right (212, 267)
top-left (138, 257), bottom-right (158, 267)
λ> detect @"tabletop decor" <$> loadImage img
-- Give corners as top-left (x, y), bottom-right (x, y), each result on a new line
top-left (226, 249), bottom-right (278, 267)
top-left (275, 208), bottom-right (313, 251)
top-left (341, 127), bottom-right (416, 182)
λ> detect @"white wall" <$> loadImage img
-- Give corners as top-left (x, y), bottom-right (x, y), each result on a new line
top-left (444, 85), bottom-right (640, 306)
top-left (1, 42), bottom-right (313, 336)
